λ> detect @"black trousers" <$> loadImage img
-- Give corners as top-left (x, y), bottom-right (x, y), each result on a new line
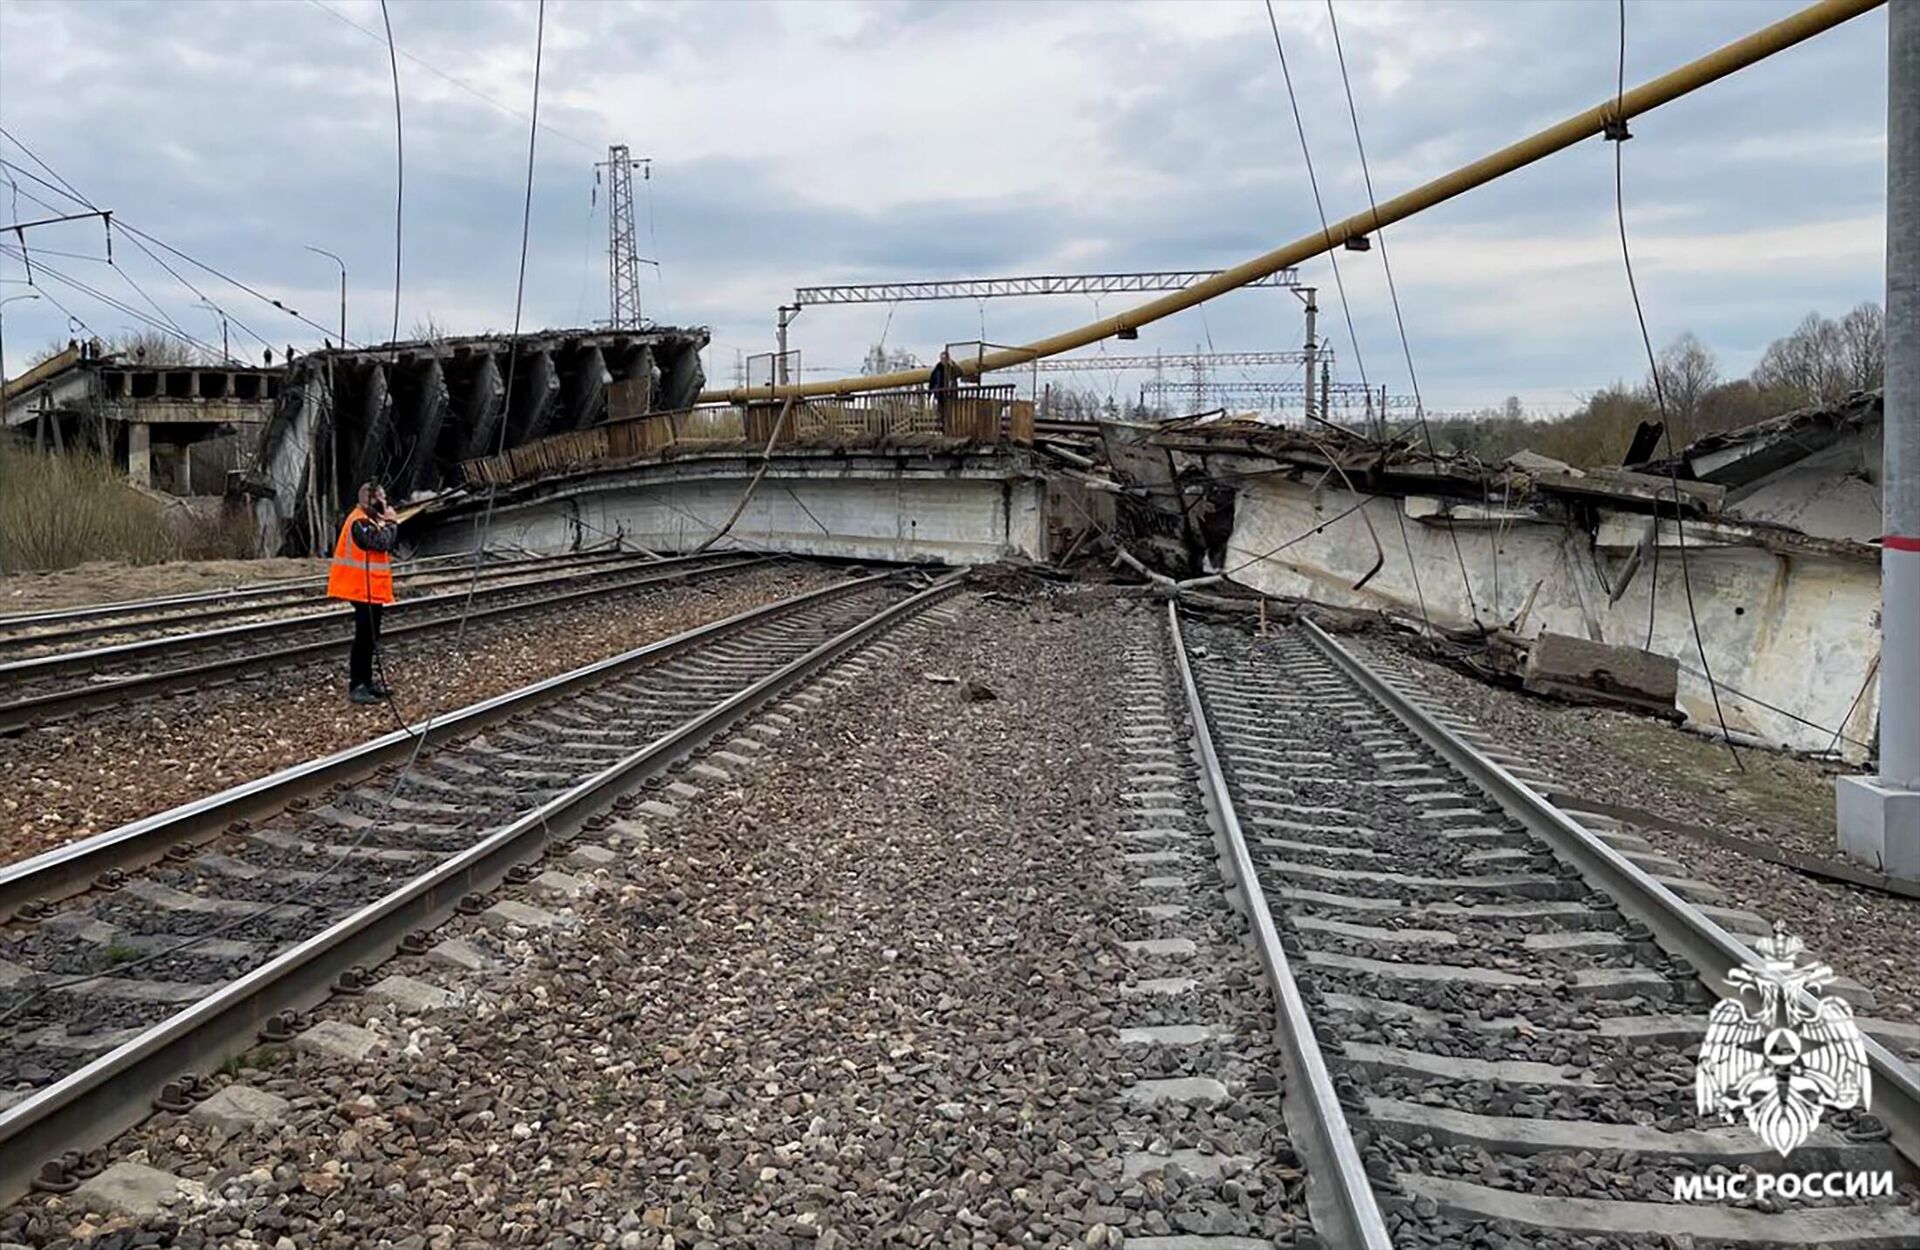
top-left (350, 601), bottom-right (383, 690)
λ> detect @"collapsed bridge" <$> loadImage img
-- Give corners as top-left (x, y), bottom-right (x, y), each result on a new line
top-left (246, 325), bottom-right (709, 552)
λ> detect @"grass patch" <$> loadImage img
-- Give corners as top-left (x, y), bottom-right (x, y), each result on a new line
top-left (100, 942), bottom-right (139, 967)
top-left (0, 439), bottom-right (173, 573)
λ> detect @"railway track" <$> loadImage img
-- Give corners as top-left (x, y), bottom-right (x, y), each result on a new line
top-left (0, 550), bottom-right (767, 733)
top-left (1149, 605), bottom-right (1920, 1249)
top-left (0, 567), bottom-right (961, 1201)
top-left (0, 546), bottom-right (658, 654)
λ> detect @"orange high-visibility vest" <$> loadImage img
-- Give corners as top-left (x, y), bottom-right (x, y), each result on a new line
top-left (326, 506), bottom-right (394, 605)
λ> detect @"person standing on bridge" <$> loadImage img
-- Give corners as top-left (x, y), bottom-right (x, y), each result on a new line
top-left (327, 482), bottom-right (400, 705)
top-left (930, 348), bottom-right (961, 429)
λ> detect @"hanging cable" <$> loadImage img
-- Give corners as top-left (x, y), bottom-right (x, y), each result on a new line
top-left (0, 0), bottom-right (554, 1022)
top-left (1607, 0), bottom-right (1741, 768)
top-left (1263, 0), bottom-right (1434, 637)
top-left (1324, 0), bottom-right (1484, 632)
top-left (380, 0), bottom-right (404, 349)
top-left (0, 245), bottom-right (221, 357)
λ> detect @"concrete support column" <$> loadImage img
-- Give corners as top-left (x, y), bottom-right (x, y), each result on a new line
top-left (1838, 1), bottom-right (1920, 875)
top-left (126, 422), bottom-right (151, 489)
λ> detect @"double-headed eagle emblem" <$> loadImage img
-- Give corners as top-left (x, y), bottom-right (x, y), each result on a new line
top-left (1695, 924), bottom-right (1871, 1157)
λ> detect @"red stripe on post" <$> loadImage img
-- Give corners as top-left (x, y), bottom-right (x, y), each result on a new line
top-left (1886, 535), bottom-right (1920, 552)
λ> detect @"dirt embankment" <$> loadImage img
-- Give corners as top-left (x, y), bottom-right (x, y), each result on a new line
top-left (0, 559), bottom-right (329, 615)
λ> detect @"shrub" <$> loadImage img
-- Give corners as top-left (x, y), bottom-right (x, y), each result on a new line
top-left (0, 438), bottom-right (175, 572)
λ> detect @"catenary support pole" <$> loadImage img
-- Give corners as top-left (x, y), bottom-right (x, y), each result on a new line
top-left (701, 0), bottom-right (1882, 405)
top-left (1838, 0), bottom-right (1920, 875)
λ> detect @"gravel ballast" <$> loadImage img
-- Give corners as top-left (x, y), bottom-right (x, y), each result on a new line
top-left (1349, 635), bottom-right (1920, 1024)
top-left (3, 591), bottom-right (1311, 1248)
top-left (0, 563), bottom-right (840, 867)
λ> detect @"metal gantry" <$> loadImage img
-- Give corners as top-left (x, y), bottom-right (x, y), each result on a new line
top-left (1140, 377), bottom-right (1416, 409)
top-left (1029, 350), bottom-right (1330, 373)
top-left (791, 270), bottom-right (1305, 306)
top-left (601, 144), bottom-right (649, 330)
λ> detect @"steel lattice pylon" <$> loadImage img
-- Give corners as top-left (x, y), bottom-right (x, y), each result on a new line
top-left (604, 144), bottom-right (645, 329)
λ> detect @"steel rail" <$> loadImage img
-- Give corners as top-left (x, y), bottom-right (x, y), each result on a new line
top-left (0, 548), bottom-right (654, 648)
top-left (0, 551), bottom-right (486, 631)
top-left (701, 0), bottom-right (1879, 404)
top-left (0, 568), bottom-right (965, 1204)
top-left (0, 551), bottom-right (737, 677)
top-left (1298, 618), bottom-right (1920, 1170)
top-left (0, 563), bottom-right (880, 920)
top-left (0, 554), bottom-right (767, 734)
top-left (1166, 603), bottom-right (1393, 1250)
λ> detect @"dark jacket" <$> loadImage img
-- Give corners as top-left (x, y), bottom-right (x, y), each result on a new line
top-left (929, 359), bottom-right (956, 394)
top-left (351, 517), bottom-right (398, 553)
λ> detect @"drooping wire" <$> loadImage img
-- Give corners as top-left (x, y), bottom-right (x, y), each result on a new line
top-left (1324, 0), bottom-right (1484, 633)
top-left (1263, 0), bottom-right (1433, 637)
top-left (1608, 0), bottom-right (1741, 768)
top-left (305, 0), bottom-right (598, 156)
top-left (0, 0), bottom-right (554, 1019)
top-left (1, 133), bottom-right (363, 348)
top-left (380, 0), bottom-right (403, 349)
top-left (0, 245), bottom-right (221, 358)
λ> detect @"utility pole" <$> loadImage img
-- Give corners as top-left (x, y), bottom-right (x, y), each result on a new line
top-left (1300, 287), bottom-right (1319, 425)
top-left (1839, 0), bottom-right (1920, 877)
top-left (601, 145), bottom-right (649, 330)
top-left (776, 304), bottom-right (800, 386)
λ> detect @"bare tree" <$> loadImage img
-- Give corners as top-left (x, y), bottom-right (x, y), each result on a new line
top-left (1754, 312), bottom-right (1849, 406)
top-left (106, 329), bottom-right (202, 366)
top-left (1837, 301), bottom-right (1885, 394)
top-left (1654, 332), bottom-right (1718, 443)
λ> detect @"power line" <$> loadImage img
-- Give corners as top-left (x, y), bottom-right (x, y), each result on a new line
top-left (304, 0), bottom-right (598, 156)
top-left (1324, 0), bottom-right (1484, 633)
top-left (0, 244), bottom-right (222, 358)
top-left (0, 132), bottom-right (362, 348)
top-left (0, 0), bottom-right (555, 1021)
top-left (1608, 0), bottom-right (1740, 768)
top-left (1263, 0), bottom-right (1434, 637)
top-left (0, 144), bottom-right (310, 351)
top-left (380, 0), bottom-right (404, 349)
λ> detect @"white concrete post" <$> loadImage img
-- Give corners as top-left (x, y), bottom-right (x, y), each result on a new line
top-left (127, 422), bottom-right (152, 490)
top-left (1838, 1), bottom-right (1920, 875)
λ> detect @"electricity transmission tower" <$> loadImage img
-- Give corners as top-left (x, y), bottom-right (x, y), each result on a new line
top-left (600, 145), bottom-right (651, 329)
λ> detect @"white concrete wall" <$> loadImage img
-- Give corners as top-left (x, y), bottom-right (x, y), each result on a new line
top-left (421, 468), bottom-right (1047, 567)
top-left (1227, 477), bottom-right (1881, 760)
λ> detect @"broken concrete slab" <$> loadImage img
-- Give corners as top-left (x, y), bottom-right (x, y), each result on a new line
top-left (427, 936), bottom-right (503, 973)
top-left (188, 1083), bottom-right (291, 1132)
top-left (1121, 1077), bottom-right (1230, 1108)
top-left (530, 870), bottom-right (586, 899)
top-left (481, 898), bottom-right (565, 932)
top-left (563, 843), bottom-right (618, 872)
top-left (367, 974), bottom-right (463, 1014)
top-left (75, 1162), bottom-right (206, 1217)
top-left (1522, 631), bottom-right (1681, 719)
top-left (294, 1019), bottom-right (382, 1063)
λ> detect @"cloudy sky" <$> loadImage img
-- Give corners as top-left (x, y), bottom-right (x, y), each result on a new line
top-left (0, 0), bottom-right (1889, 414)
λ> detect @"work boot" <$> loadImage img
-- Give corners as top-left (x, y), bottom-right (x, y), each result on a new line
top-left (349, 685), bottom-right (381, 705)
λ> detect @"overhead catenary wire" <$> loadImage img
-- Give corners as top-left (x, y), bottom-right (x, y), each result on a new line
top-left (1323, 0), bottom-right (1485, 633)
top-left (1262, 0), bottom-right (1435, 637)
top-left (0, 138), bottom-right (355, 349)
top-left (1608, 0), bottom-right (1741, 769)
top-left (0, 0), bottom-right (554, 1018)
top-left (380, 0), bottom-right (404, 350)
top-left (0, 142), bottom-right (269, 356)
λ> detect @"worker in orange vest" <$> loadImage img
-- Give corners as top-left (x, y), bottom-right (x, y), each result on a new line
top-left (326, 481), bottom-right (400, 705)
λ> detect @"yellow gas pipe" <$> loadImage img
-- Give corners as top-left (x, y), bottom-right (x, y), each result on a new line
top-left (701, 0), bottom-right (1883, 406)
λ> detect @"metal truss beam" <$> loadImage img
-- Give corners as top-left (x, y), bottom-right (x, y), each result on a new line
top-left (1141, 378), bottom-right (1416, 408)
top-left (793, 270), bottom-right (1303, 306)
top-left (1032, 350), bottom-right (1327, 373)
